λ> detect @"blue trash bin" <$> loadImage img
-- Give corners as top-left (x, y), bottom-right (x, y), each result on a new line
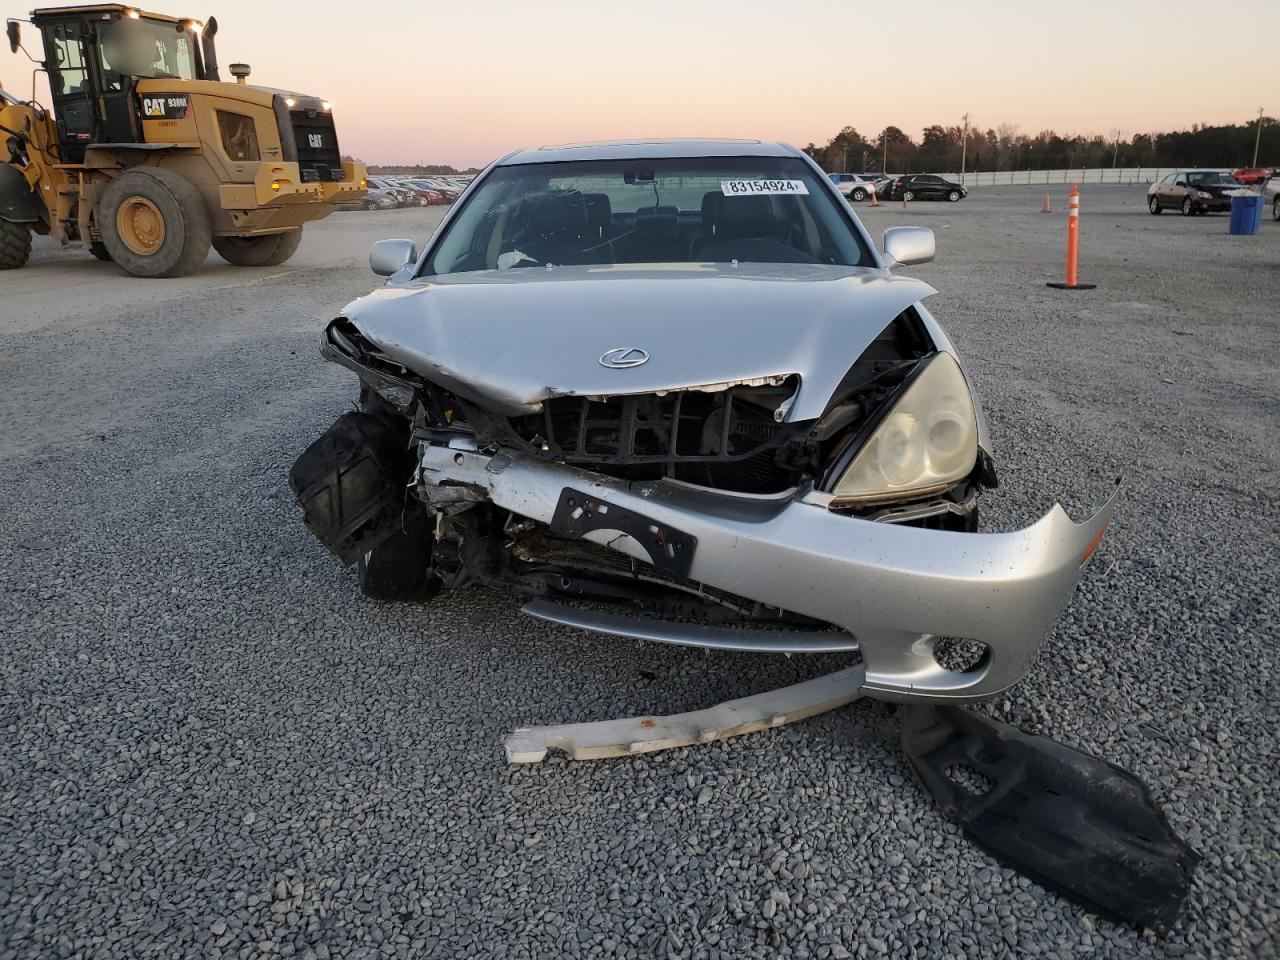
top-left (1228, 194), bottom-right (1263, 235)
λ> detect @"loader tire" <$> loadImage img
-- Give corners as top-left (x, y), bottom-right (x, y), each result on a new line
top-left (99, 169), bottom-right (211, 278)
top-left (212, 227), bottom-right (303, 267)
top-left (0, 219), bottom-right (32, 269)
top-left (89, 241), bottom-right (112, 261)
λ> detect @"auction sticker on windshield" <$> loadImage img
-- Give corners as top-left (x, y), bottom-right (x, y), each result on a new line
top-left (720, 179), bottom-right (810, 196)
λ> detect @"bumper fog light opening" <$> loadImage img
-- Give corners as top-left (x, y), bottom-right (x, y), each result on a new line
top-left (931, 636), bottom-right (990, 674)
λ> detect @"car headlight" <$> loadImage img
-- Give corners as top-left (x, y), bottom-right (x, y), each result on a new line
top-left (832, 352), bottom-right (978, 505)
top-left (1196, 190), bottom-right (1212, 199)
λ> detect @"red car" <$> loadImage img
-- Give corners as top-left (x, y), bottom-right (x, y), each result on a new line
top-left (1230, 167), bottom-right (1270, 185)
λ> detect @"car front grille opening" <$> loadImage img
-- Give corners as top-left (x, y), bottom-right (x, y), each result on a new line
top-left (509, 381), bottom-right (805, 494)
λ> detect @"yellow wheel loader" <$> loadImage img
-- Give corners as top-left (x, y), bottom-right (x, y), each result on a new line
top-left (1, 4), bottom-right (365, 277)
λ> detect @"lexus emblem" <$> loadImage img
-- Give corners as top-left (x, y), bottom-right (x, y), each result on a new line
top-left (599, 347), bottom-right (649, 369)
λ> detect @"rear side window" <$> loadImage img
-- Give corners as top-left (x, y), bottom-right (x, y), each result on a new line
top-left (217, 112), bottom-right (260, 161)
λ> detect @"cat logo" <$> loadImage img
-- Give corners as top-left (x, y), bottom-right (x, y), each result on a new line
top-left (139, 95), bottom-right (189, 120)
top-left (307, 133), bottom-right (324, 149)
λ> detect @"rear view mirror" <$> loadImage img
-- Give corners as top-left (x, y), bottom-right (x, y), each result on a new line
top-left (370, 238), bottom-right (417, 276)
top-left (882, 226), bottom-right (935, 267)
top-left (7, 21), bottom-right (20, 55)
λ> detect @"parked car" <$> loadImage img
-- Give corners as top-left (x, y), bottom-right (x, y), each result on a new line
top-left (367, 178), bottom-right (421, 207)
top-left (1230, 167), bottom-right (1270, 185)
top-left (1264, 175), bottom-right (1280, 221)
top-left (881, 175), bottom-right (967, 202)
top-left (289, 139), bottom-right (1114, 706)
top-left (340, 186), bottom-right (398, 211)
top-left (1147, 170), bottom-right (1243, 215)
top-left (828, 173), bottom-right (880, 201)
top-left (395, 181), bottom-right (445, 205)
top-left (421, 177), bottom-right (464, 197)
top-left (405, 179), bottom-right (456, 203)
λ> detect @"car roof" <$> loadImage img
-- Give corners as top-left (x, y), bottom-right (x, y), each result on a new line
top-left (496, 139), bottom-right (802, 166)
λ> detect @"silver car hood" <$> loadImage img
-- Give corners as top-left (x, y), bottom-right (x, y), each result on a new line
top-left (340, 263), bottom-right (937, 422)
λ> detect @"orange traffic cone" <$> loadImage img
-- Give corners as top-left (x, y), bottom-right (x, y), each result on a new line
top-left (1042, 193), bottom-right (1051, 213)
top-left (870, 190), bottom-right (879, 207)
top-left (1047, 183), bottom-right (1097, 290)
top-left (901, 195), bottom-right (908, 208)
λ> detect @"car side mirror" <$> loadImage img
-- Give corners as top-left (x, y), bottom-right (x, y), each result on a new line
top-left (881, 226), bottom-right (935, 267)
top-left (370, 238), bottom-right (417, 276)
top-left (7, 21), bottom-right (20, 54)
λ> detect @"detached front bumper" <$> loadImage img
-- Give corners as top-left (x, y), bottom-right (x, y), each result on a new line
top-left (419, 445), bottom-right (1117, 704)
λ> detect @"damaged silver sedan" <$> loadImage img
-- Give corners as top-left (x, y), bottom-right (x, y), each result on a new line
top-left (290, 140), bottom-right (1114, 703)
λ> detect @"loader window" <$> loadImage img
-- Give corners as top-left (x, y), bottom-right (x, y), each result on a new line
top-left (43, 20), bottom-right (98, 156)
top-left (48, 27), bottom-right (91, 95)
top-left (217, 111), bottom-right (261, 161)
top-left (99, 18), bottom-right (198, 84)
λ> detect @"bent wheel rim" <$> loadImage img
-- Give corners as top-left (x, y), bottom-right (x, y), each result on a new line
top-left (116, 197), bottom-right (166, 256)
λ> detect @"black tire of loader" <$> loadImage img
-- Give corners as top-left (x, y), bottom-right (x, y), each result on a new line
top-left (0, 219), bottom-right (32, 269)
top-left (99, 168), bottom-right (211, 278)
top-left (357, 511), bottom-right (442, 602)
top-left (89, 240), bottom-right (112, 261)
top-left (212, 227), bottom-right (303, 267)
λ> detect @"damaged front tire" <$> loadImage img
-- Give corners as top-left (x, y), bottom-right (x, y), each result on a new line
top-left (358, 511), bottom-right (442, 602)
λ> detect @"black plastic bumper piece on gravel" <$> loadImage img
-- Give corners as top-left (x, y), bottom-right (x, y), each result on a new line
top-left (900, 705), bottom-right (1199, 935)
top-left (289, 411), bottom-right (422, 567)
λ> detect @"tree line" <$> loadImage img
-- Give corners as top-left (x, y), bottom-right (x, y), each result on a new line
top-left (342, 157), bottom-right (482, 176)
top-left (804, 119), bottom-right (1279, 174)
top-left (367, 163), bottom-right (484, 176)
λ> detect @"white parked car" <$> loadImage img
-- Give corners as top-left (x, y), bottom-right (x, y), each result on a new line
top-left (828, 172), bottom-right (881, 201)
top-left (1263, 174), bottom-right (1280, 221)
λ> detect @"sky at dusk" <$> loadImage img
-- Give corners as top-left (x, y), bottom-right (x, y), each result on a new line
top-left (2, 0), bottom-right (1271, 168)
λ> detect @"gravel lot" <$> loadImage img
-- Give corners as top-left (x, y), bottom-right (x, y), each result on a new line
top-left (1, 186), bottom-right (1276, 959)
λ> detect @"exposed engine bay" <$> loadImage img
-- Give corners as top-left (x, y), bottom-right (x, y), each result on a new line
top-left (301, 305), bottom-right (985, 620)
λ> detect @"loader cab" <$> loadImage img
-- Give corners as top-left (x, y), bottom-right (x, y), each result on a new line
top-left (32, 5), bottom-right (208, 163)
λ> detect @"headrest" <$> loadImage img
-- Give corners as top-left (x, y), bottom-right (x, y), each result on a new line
top-left (635, 209), bottom-right (679, 240)
top-left (581, 193), bottom-right (612, 236)
top-left (700, 191), bottom-right (723, 230)
top-left (517, 192), bottom-right (589, 239)
top-left (714, 194), bottom-right (781, 241)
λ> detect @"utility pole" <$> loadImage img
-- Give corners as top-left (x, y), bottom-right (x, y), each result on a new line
top-left (882, 132), bottom-right (888, 174)
top-left (1253, 107), bottom-right (1265, 167)
top-left (842, 144), bottom-right (848, 172)
top-left (1112, 129), bottom-right (1121, 168)
top-left (960, 113), bottom-right (970, 185)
